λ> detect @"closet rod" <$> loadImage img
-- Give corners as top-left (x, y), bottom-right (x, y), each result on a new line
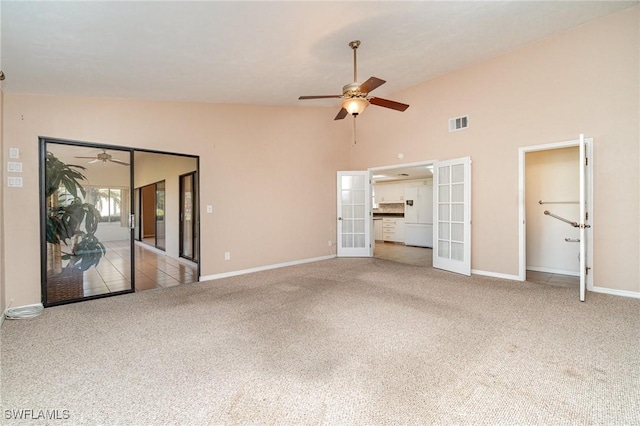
top-left (538, 200), bottom-right (579, 205)
top-left (544, 210), bottom-right (578, 228)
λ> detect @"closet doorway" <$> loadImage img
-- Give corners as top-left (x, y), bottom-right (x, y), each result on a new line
top-left (519, 136), bottom-right (593, 300)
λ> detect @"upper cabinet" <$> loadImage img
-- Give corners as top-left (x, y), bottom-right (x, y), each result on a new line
top-left (374, 179), bottom-right (432, 204)
top-left (374, 182), bottom-right (404, 203)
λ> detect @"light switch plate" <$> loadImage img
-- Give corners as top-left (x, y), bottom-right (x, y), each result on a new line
top-left (7, 162), bottom-right (23, 172)
top-left (9, 148), bottom-right (19, 159)
top-left (7, 176), bottom-right (23, 187)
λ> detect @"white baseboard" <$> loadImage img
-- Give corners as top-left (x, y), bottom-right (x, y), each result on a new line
top-left (590, 286), bottom-right (640, 299)
top-left (200, 255), bottom-right (336, 281)
top-left (527, 265), bottom-right (579, 277)
top-left (471, 269), bottom-right (521, 281)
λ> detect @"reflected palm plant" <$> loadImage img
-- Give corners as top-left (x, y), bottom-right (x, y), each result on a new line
top-left (46, 151), bottom-right (106, 272)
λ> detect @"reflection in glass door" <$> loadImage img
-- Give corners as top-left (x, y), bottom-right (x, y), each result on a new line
top-left (155, 181), bottom-right (166, 250)
top-left (41, 139), bottom-right (134, 305)
top-left (179, 172), bottom-right (198, 261)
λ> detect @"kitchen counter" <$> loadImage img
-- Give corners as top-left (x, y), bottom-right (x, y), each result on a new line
top-left (373, 213), bottom-right (404, 218)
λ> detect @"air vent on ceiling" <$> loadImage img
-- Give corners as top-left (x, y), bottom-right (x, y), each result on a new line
top-left (449, 115), bottom-right (469, 132)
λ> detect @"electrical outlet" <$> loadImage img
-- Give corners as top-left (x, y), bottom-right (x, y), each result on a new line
top-left (206, 205), bottom-right (213, 213)
top-left (224, 252), bottom-right (231, 260)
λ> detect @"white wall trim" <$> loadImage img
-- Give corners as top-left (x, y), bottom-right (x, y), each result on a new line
top-left (0, 312), bottom-right (5, 328)
top-left (526, 266), bottom-right (579, 277)
top-left (590, 286), bottom-right (640, 299)
top-left (471, 269), bottom-right (521, 281)
top-left (200, 255), bottom-right (336, 281)
top-left (368, 159), bottom-right (439, 173)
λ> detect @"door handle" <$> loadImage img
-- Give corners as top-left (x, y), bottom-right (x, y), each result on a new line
top-left (129, 214), bottom-right (135, 230)
top-left (338, 217), bottom-right (342, 220)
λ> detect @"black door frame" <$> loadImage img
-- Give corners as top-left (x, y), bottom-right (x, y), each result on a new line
top-left (179, 171), bottom-right (198, 262)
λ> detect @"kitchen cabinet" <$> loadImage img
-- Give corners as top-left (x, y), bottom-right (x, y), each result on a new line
top-left (382, 217), bottom-right (405, 243)
top-left (375, 182), bottom-right (404, 203)
top-left (374, 219), bottom-right (383, 241)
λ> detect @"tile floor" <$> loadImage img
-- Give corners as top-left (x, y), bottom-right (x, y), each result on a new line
top-left (82, 240), bottom-right (197, 297)
top-left (525, 270), bottom-right (579, 287)
top-left (374, 241), bottom-right (433, 267)
top-left (374, 241), bottom-right (579, 288)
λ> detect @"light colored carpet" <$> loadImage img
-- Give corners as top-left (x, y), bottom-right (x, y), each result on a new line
top-left (1, 258), bottom-right (639, 425)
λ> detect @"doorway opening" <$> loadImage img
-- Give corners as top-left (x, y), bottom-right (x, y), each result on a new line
top-left (518, 137), bottom-right (593, 297)
top-left (132, 150), bottom-right (200, 290)
top-left (369, 161), bottom-right (436, 268)
top-left (138, 180), bottom-right (165, 250)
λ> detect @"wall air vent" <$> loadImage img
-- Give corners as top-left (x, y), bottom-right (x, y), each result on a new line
top-left (449, 115), bottom-right (469, 132)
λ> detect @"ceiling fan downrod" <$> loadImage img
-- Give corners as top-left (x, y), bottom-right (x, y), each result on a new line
top-left (349, 40), bottom-right (361, 83)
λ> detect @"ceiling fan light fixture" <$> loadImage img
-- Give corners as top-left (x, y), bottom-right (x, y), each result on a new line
top-left (342, 97), bottom-right (369, 116)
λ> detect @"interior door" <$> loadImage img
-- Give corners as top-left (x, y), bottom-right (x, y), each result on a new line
top-left (579, 134), bottom-right (589, 301)
top-left (433, 157), bottom-right (471, 275)
top-left (337, 171), bottom-right (371, 257)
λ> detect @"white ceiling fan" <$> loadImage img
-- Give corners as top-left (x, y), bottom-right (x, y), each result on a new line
top-left (74, 149), bottom-right (129, 166)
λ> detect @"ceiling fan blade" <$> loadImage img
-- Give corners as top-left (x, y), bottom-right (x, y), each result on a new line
top-left (369, 97), bottom-right (410, 112)
top-left (88, 159), bottom-right (100, 164)
top-left (299, 95), bottom-right (343, 100)
top-left (358, 77), bottom-right (386, 94)
top-left (109, 159), bottom-right (130, 166)
top-left (74, 156), bottom-right (99, 159)
top-left (334, 108), bottom-right (348, 120)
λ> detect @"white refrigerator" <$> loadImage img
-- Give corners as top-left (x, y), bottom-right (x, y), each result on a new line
top-left (404, 186), bottom-right (433, 247)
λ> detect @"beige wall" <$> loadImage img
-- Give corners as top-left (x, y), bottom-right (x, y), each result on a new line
top-left (352, 7), bottom-right (639, 292)
top-left (526, 147), bottom-right (580, 275)
top-left (2, 96), bottom-right (350, 305)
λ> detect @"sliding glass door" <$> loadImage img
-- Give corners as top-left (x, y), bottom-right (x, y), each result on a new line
top-left (179, 172), bottom-right (198, 261)
top-left (41, 138), bottom-right (134, 305)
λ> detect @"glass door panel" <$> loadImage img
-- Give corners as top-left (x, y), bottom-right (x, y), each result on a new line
top-left (337, 171), bottom-right (371, 257)
top-left (180, 172), bottom-right (197, 261)
top-left (155, 181), bottom-right (166, 250)
top-left (42, 140), bottom-right (134, 305)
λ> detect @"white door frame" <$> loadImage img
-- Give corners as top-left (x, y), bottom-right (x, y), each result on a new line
top-left (518, 137), bottom-right (594, 290)
top-left (368, 160), bottom-right (438, 257)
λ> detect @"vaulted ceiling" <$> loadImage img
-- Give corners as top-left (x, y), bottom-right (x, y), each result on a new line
top-left (2, 1), bottom-right (637, 107)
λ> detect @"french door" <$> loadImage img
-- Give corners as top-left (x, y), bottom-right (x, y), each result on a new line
top-left (336, 171), bottom-right (371, 257)
top-left (432, 157), bottom-right (472, 275)
top-left (41, 138), bottom-right (135, 306)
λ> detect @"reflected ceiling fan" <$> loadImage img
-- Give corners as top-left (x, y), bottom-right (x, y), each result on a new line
top-left (74, 149), bottom-right (129, 166)
top-left (298, 40), bottom-right (409, 120)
